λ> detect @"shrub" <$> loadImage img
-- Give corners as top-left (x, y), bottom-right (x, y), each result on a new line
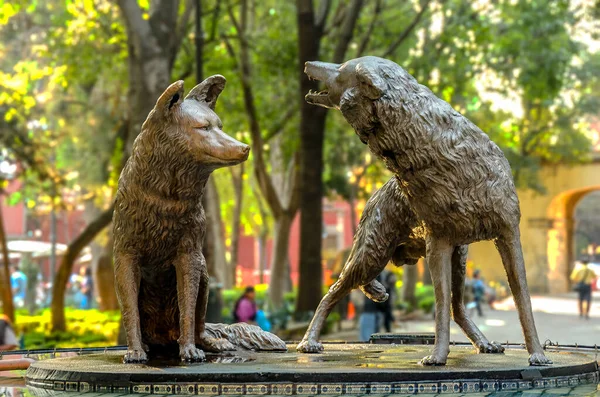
top-left (415, 284), bottom-right (435, 314)
top-left (15, 308), bottom-right (120, 349)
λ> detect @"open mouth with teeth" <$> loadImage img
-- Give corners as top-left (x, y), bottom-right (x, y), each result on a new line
top-left (305, 89), bottom-right (330, 104)
top-left (304, 60), bottom-right (340, 108)
top-left (305, 88), bottom-right (336, 108)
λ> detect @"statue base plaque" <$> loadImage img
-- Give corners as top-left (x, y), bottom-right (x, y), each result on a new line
top-left (26, 343), bottom-right (598, 395)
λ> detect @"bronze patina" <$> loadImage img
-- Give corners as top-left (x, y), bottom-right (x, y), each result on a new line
top-left (113, 77), bottom-right (285, 363)
top-left (302, 56), bottom-right (551, 366)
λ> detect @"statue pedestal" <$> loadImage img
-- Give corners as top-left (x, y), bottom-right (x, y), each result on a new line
top-left (26, 344), bottom-right (598, 395)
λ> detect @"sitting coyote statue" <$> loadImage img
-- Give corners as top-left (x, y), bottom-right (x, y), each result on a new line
top-left (113, 77), bottom-right (286, 363)
top-left (303, 56), bottom-right (551, 366)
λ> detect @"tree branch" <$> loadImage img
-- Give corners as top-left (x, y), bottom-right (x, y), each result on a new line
top-left (356, 0), bottom-right (383, 57)
top-left (51, 202), bottom-right (116, 331)
top-left (115, 0), bottom-right (153, 55)
top-left (285, 152), bottom-right (302, 214)
top-left (210, 0), bottom-right (221, 41)
top-left (381, 0), bottom-right (432, 58)
top-left (332, 0), bottom-right (364, 63)
top-left (315, 0), bottom-right (332, 31)
top-left (322, 2), bottom-right (347, 37)
top-left (264, 105), bottom-right (298, 143)
top-left (226, 0), bottom-right (284, 217)
top-left (173, 0), bottom-right (196, 63)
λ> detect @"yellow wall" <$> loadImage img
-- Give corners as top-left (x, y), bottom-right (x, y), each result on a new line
top-left (467, 161), bottom-right (600, 293)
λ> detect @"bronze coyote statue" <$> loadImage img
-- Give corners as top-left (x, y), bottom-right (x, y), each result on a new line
top-left (297, 178), bottom-right (503, 358)
top-left (303, 56), bottom-right (551, 366)
top-left (113, 77), bottom-right (286, 363)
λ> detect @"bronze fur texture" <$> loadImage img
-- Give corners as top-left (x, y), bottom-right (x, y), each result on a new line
top-left (297, 177), bottom-right (504, 357)
top-left (113, 77), bottom-right (285, 363)
top-left (304, 56), bottom-right (550, 366)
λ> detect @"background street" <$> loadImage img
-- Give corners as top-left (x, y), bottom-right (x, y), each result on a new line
top-left (325, 292), bottom-right (600, 346)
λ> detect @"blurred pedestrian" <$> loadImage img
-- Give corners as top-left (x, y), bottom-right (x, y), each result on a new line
top-left (380, 271), bottom-right (397, 333)
top-left (233, 286), bottom-right (257, 323)
top-left (79, 266), bottom-right (94, 309)
top-left (359, 295), bottom-right (382, 341)
top-left (0, 314), bottom-right (18, 351)
top-left (359, 275), bottom-right (383, 341)
top-left (472, 269), bottom-right (485, 317)
top-left (570, 259), bottom-right (595, 319)
top-left (463, 274), bottom-right (477, 317)
top-left (10, 265), bottom-right (27, 309)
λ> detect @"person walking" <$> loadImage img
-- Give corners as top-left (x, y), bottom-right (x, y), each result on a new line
top-left (79, 266), bottom-right (94, 309)
top-left (233, 286), bottom-right (258, 324)
top-left (0, 314), bottom-right (18, 351)
top-left (472, 269), bottom-right (486, 317)
top-left (10, 265), bottom-right (27, 309)
top-left (570, 260), bottom-right (596, 319)
top-left (380, 271), bottom-right (397, 333)
top-left (359, 275), bottom-right (383, 341)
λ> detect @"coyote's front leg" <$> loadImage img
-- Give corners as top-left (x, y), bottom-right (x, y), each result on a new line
top-left (175, 250), bottom-right (205, 362)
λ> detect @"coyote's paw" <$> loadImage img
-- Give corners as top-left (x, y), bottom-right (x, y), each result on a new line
top-left (179, 343), bottom-right (205, 362)
top-left (296, 339), bottom-right (324, 354)
top-left (123, 348), bottom-right (148, 364)
top-left (529, 352), bottom-right (552, 366)
top-left (420, 348), bottom-right (448, 366)
top-left (478, 341), bottom-right (505, 354)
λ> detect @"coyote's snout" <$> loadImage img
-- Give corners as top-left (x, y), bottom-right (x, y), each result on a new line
top-left (305, 57), bottom-right (384, 109)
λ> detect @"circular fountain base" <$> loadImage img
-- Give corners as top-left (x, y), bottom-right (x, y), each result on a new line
top-left (26, 344), bottom-right (599, 395)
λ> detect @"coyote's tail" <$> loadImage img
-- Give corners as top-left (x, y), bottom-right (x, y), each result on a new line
top-left (204, 322), bottom-right (287, 351)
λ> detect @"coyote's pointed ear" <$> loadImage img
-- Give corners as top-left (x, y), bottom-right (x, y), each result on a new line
top-left (355, 63), bottom-right (384, 100)
top-left (185, 75), bottom-right (226, 109)
top-left (155, 80), bottom-right (185, 115)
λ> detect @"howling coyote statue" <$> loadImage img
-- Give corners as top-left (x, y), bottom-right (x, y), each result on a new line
top-left (303, 56), bottom-right (551, 367)
top-left (113, 77), bottom-right (286, 363)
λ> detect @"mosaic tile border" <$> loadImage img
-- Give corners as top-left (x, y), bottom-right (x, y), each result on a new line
top-left (26, 370), bottom-right (599, 395)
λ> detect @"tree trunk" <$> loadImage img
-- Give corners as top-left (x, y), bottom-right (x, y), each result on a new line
top-left (258, 230), bottom-right (267, 284)
top-left (51, 203), bottom-right (115, 332)
top-left (268, 214), bottom-right (293, 307)
top-left (195, 0), bottom-right (228, 288)
top-left (295, 0), bottom-right (364, 316)
top-left (205, 177), bottom-right (229, 286)
top-left (21, 253), bottom-right (38, 315)
top-left (403, 265), bottom-right (418, 311)
top-left (94, 240), bottom-right (119, 311)
top-left (0, 199), bottom-right (14, 322)
top-left (295, 0), bottom-right (328, 315)
top-left (228, 164), bottom-right (244, 286)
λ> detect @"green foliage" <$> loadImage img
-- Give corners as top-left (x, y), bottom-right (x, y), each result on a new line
top-left (415, 284), bottom-right (435, 314)
top-left (322, 312), bottom-right (341, 335)
top-left (0, 0), bottom-right (126, 215)
top-left (15, 308), bottom-right (120, 349)
top-left (0, 1), bottom-right (598, 317)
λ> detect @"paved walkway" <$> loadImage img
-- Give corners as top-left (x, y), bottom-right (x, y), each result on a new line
top-left (324, 292), bottom-right (600, 346)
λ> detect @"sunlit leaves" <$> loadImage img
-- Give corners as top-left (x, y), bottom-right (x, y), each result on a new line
top-left (0, 1), bottom-right (20, 24)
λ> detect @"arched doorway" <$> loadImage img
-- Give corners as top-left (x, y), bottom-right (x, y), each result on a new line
top-left (573, 191), bottom-right (600, 262)
top-left (546, 186), bottom-right (600, 292)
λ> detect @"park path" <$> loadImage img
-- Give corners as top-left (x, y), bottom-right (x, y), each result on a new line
top-left (324, 292), bottom-right (600, 346)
